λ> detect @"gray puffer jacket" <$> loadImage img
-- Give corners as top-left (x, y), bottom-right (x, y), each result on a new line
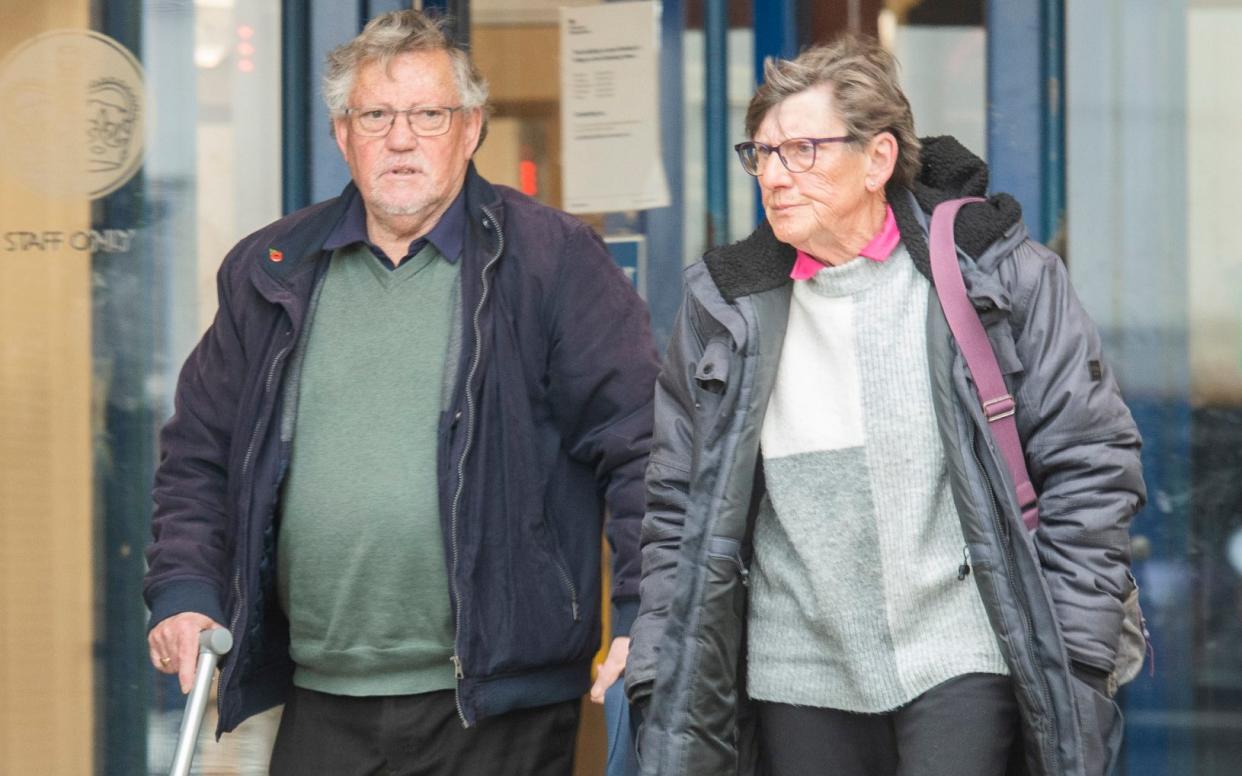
top-left (625, 137), bottom-right (1146, 776)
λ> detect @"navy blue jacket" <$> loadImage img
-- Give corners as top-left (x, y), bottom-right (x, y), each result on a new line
top-left (144, 165), bottom-right (659, 733)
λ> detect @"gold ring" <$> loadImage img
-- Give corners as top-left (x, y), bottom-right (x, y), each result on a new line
top-left (160, 657), bottom-right (171, 666)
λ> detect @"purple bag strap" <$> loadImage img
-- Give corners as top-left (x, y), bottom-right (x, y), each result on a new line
top-left (929, 197), bottom-right (1039, 531)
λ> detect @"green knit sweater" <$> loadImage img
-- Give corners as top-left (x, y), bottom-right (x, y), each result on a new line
top-left (277, 242), bottom-right (460, 696)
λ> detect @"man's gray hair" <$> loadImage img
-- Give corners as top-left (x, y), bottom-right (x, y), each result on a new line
top-left (323, 10), bottom-right (489, 139)
top-left (744, 35), bottom-right (921, 188)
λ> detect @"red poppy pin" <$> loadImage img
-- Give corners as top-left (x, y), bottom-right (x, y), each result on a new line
top-left (268, 248), bottom-right (284, 263)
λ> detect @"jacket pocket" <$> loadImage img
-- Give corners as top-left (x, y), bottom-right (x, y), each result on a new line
top-left (706, 536), bottom-right (749, 585)
top-left (1111, 571), bottom-right (1149, 690)
top-left (680, 536), bottom-right (748, 773)
top-left (695, 338), bottom-right (732, 393)
top-left (978, 315), bottom-right (1025, 397)
top-left (537, 511), bottom-right (581, 623)
top-left (1070, 671), bottom-right (1124, 776)
top-left (690, 339), bottom-right (736, 465)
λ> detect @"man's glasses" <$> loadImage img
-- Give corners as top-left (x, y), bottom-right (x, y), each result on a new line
top-left (733, 136), bottom-right (854, 176)
top-left (343, 105), bottom-right (464, 137)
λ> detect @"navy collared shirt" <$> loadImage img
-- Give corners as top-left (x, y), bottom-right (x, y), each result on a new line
top-left (324, 186), bottom-right (466, 268)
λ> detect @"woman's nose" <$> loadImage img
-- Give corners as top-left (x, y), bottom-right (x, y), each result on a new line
top-left (757, 151), bottom-right (792, 188)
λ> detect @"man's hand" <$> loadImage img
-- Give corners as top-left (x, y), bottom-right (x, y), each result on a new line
top-left (148, 612), bottom-right (221, 694)
top-left (588, 636), bottom-right (630, 704)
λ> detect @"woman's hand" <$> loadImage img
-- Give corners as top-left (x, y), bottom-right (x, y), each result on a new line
top-left (589, 636), bottom-right (631, 703)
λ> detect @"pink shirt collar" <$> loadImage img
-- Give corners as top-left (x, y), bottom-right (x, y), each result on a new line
top-left (789, 204), bottom-right (900, 280)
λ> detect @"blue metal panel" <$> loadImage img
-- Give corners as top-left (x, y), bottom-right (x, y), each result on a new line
top-left (98, 6), bottom-right (157, 774)
top-left (985, 0), bottom-right (1063, 243)
top-left (704, 0), bottom-right (729, 249)
top-left (367, 0), bottom-right (410, 18)
top-left (309, 2), bottom-right (364, 203)
top-left (642, 0), bottom-right (686, 345)
top-left (420, 0), bottom-right (469, 44)
top-left (750, 0), bottom-right (796, 229)
top-left (752, 0), bottom-right (796, 78)
top-left (1040, 0), bottom-right (1064, 241)
top-left (282, 0), bottom-right (311, 212)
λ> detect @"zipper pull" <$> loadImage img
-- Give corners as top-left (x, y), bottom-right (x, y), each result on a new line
top-left (450, 655), bottom-right (464, 679)
top-left (571, 598), bottom-right (581, 622)
top-left (957, 545), bottom-right (971, 580)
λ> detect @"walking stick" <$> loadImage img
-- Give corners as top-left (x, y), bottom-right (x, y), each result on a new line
top-left (168, 627), bottom-right (233, 776)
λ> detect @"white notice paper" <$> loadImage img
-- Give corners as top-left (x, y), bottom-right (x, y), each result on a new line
top-left (560, 2), bottom-right (670, 213)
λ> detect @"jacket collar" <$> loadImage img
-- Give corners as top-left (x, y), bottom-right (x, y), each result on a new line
top-left (461, 161), bottom-right (505, 233)
top-left (705, 135), bottom-right (1024, 303)
top-left (703, 221), bottom-right (796, 304)
top-left (248, 185), bottom-right (355, 331)
top-left (250, 161), bottom-right (503, 301)
top-left (259, 161), bottom-right (503, 275)
top-left (259, 184), bottom-right (355, 286)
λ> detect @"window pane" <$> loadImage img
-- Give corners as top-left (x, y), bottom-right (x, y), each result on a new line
top-left (1069, 1), bottom-right (1242, 772)
top-left (0, 1), bottom-right (280, 772)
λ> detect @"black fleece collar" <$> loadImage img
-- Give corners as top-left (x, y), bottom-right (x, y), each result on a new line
top-left (702, 221), bottom-right (797, 304)
top-left (705, 135), bottom-right (1023, 303)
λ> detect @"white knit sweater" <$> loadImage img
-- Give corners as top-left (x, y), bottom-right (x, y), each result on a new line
top-left (746, 243), bottom-right (1008, 713)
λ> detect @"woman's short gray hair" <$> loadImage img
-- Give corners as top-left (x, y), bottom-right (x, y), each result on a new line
top-left (323, 10), bottom-right (489, 137)
top-left (744, 35), bottom-right (921, 188)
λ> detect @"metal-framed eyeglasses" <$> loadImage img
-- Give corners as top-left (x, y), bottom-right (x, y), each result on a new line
top-left (734, 135), bottom-right (854, 176)
top-left (343, 105), bottom-right (465, 137)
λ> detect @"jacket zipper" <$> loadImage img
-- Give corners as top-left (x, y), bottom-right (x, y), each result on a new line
top-left (447, 206), bottom-right (506, 727)
top-left (969, 437), bottom-right (1059, 773)
top-left (217, 341), bottom-right (291, 725)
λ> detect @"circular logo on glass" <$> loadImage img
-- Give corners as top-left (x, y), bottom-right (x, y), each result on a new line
top-left (0, 29), bottom-right (147, 200)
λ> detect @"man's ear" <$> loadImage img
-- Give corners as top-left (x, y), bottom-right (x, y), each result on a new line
top-left (463, 107), bottom-right (484, 156)
top-left (333, 116), bottom-right (350, 158)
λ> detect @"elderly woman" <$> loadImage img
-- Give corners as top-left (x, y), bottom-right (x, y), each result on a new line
top-left (624, 35), bottom-right (1145, 776)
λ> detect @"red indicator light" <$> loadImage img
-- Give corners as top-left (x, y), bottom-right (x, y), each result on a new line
top-left (519, 160), bottom-right (538, 196)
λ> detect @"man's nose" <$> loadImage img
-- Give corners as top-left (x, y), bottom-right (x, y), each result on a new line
top-left (385, 113), bottom-right (420, 150)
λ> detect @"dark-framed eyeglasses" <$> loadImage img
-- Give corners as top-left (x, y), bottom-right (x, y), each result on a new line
top-left (343, 105), bottom-right (464, 137)
top-left (734, 135), bottom-right (854, 176)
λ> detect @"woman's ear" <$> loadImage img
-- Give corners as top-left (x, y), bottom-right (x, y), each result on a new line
top-left (865, 131), bottom-right (898, 191)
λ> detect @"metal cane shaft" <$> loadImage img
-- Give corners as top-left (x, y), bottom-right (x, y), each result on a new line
top-left (169, 628), bottom-right (233, 776)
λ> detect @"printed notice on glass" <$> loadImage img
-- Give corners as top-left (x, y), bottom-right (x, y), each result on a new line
top-left (560, 2), bottom-right (670, 213)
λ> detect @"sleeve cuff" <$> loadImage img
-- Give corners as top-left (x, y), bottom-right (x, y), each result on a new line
top-left (612, 598), bottom-right (639, 638)
top-left (146, 578), bottom-right (226, 632)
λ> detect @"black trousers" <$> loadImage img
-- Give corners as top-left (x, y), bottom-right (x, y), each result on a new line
top-left (269, 687), bottom-right (580, 776)
top-left (756, 673), bottom-right (1018, 776)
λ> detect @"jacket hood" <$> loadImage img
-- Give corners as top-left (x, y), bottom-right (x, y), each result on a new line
top-left (704, 135), bottom-right (1024, 303)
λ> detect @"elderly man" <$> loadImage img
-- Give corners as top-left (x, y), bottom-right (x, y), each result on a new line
top-left (144, 10), bottom-right (657, 775)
